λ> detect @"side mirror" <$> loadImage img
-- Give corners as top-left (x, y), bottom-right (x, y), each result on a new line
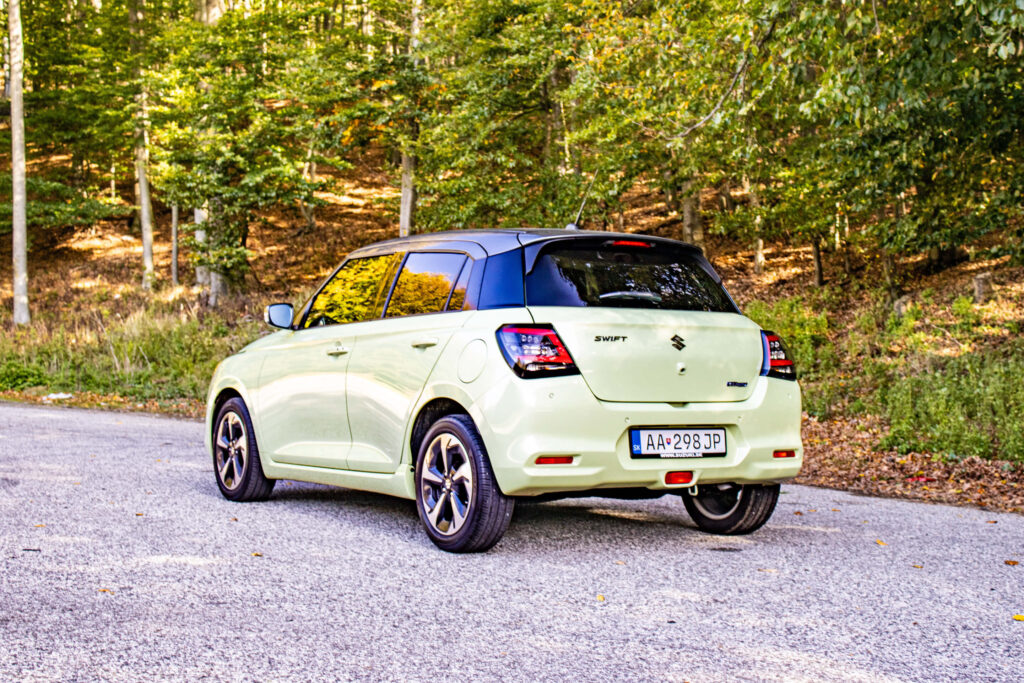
top-left (264, 303), bottom-right (294, 329)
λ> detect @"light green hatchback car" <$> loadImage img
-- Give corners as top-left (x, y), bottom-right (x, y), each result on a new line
top-left (206, 229), bottom-right (802, 552)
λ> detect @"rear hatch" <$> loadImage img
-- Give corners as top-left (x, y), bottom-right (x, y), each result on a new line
top-left (524, 237), bottom-right (762, 403)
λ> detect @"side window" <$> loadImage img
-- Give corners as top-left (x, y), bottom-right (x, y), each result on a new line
top-left (446, 260), bottom-right (472, 311)
top-left (304, 253), bottom-right (402, 328)
top-left (385, 252), bottom-right (469, 318)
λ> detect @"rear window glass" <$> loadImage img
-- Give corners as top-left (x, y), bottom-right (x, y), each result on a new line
top-left (385, 252), bottom-right (469, 318)
top-left (526, 244), bottom-right (734, 313)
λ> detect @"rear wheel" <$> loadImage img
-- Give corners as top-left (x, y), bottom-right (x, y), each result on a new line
top-left (681, 483), bottom-right (779, 535)
top-left (415, 415), bottom-right (514, 553)
top-left (213, 397), bottom-right (275, 502)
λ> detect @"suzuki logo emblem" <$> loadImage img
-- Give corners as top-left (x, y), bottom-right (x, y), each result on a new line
top-left (671, 335), bottom-right (686, 350)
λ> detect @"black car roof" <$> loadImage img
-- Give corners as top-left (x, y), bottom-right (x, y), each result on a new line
top-left (347, 228), bottom-right (699, 259)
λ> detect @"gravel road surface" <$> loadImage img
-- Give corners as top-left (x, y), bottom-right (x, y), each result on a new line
top-left (1, 402), bottom-right (1022, 682)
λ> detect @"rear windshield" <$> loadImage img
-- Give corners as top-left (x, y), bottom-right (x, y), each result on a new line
top-left (526, 243), bottom-right (735, 313)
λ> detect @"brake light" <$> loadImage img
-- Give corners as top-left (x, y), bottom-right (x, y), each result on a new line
top-left (496, 325), bottom-right (580, 378)
top-left (760, 330), bottom-right (797, 381)
top-left (610, 240), bottom-right (652, 248)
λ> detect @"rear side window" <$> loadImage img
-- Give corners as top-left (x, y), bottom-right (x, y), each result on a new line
top-left (385, 252), bottom-right (469, 318)
top-left (526, 243), bottom-right (734, 313)
top-left (304, 253), bottom-right (402, 327)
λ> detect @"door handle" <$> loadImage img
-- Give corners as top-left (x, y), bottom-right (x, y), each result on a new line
top-left (326, 345), bottom-right (350, 357)
top-left (410, 337), bottom-right (438, 349)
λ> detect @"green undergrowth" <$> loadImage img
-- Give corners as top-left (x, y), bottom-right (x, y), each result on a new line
top-left (0, 302), bottom-right (263, 401)
top-left (747, 286), bottom-right (1024, 463)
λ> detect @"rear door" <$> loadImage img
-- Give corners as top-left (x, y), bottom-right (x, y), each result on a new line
top-left (344, 252), bottom-right (472, 473)
top-left (524, 239), bottom-right (762, 403)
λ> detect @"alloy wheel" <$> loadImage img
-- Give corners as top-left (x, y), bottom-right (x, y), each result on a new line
top-left (690, 483), bottom-right (744, 520)
top-left (215, 411), bottom-right (248, 491)
top-left (419, 432), bottom-right (475, 536)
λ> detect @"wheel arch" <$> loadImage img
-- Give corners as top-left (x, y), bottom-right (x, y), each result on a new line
top-left (408, 397), bottom-right (471, 468)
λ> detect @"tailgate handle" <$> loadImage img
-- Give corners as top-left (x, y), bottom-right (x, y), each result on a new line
top-left (411, 337), bottom-right (438, 349)
top-left (326, 345), bottom-right (350, 357)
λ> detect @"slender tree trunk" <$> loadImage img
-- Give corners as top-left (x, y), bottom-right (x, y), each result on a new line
top-left (399, 0), bottom-right (422, 237)
top-left (130, 0), bottom-right (155, 289)
top-left (744, 176), bottom-right (765, 275)
top-left (194, 207), bottom-right (210, 287)
top-left (9, 0), bottom-right (28, 325)
top-left (171, 205), bottom-right (179, 286)
top-left (680, 179), bottom-right (704, 247)
top-left (811, 236), bottom-right (825, 287)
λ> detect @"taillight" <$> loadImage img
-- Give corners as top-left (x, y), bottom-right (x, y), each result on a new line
top-left (496, 324), bottom-right (579, 378)
top-left (760, 330), bottom-right (797, 381)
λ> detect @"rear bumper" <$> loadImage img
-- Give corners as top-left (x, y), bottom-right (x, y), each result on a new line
top-left (473, 374), bottom-right (802, 496)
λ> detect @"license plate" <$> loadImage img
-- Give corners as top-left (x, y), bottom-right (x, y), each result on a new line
top-left (629, 428), bottom-right (727, 458)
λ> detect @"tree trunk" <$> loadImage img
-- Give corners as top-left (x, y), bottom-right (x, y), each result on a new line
top-left (680, 179), bottom-right (704, 247)
top-left (399, 0), bottom-right (422, 238)
top-left (171, 205), bottom-right (179, 286)
top-left (130, 0), bottom-right (155, 289)
top-left (194, 208), bottom-right (210, 287)
top-left (9, 0), bottom-right (29, 325)
top-left (811, 237), bottom-right (825, 287)
top-left (744, 176), bottom-right (765, 275)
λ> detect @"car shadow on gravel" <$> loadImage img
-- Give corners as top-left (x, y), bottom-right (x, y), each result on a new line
top-left (215, 480), bottom-right (822, 552)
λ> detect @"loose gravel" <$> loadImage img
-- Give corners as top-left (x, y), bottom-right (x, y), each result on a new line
top-left (1, 402), bottom-right (1022, 682)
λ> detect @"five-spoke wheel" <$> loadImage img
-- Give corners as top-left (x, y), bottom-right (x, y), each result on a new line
top-left (213, 397), bottom-right (275, 502)
top-left (415, 415), bottom-right (513, 552)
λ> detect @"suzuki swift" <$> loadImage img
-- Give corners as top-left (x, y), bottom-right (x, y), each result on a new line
top-left (206, 229), bottom-right (802, 552)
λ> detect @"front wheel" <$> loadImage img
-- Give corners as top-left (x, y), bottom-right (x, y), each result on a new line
top-left (213, 397), bottom-right (275, 502)
top-left (415, 415), bottom-right (514, 553)
top-left (681, 483), bottom-right (779, 535)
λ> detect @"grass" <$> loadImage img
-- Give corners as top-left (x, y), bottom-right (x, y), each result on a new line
top-left (0, 298), bottom-right (263, 403)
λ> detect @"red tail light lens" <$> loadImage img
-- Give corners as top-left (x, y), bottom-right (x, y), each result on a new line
top-left (496, 325), bottom-right (580, 378)
top-left (536, 456), bottom-right (575, 465)
top-left (773, 450), bottom-right (796, 458)
top-left (665, 471), bottom-right (694, 485)
top-left (760, 330), bottom-right (797, 381)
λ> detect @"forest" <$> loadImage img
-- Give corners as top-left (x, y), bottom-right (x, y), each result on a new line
top-left (1, 1), bottom-right (1023, 508)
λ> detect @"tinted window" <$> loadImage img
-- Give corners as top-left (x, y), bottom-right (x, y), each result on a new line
top-left (478, 249), bottom-right (525, 309)
top-left (526, 244), bottom-right (734, 313)
top-left (447, 260), bottom-right (471, 311)
top-left (304, 253), bottom-right (402, 327)
top-left (385, 252), bottom-right (468, 318)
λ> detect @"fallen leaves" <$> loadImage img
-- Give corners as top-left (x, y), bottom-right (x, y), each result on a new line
top-left (1007, 560), bottom-right (1020, 566)
top-left (596, 594), bottom-right (605, 602)
top-left (251, 552), bottom-right (263, 557)
top-left (876, 540), bottom-right (888, 546)
top-left (1015, 615), bottom-right (1024, 622)
top-left (97, 588), bottom-right (113, 594)
top-left (798, 414), bottom-right (1024, 514)
top-left (912, 564), bottom-right (924, 569)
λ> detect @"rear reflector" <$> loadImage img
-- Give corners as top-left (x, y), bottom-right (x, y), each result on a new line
top-left (665, 471), bottom-right (694, 485)
top-left (773, 450), bottom-right (796, 458)
top-left (536, 456), bottom-right (574, 465)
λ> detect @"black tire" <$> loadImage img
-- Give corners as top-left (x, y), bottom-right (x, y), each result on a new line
top-left (414, 414), bottom-right (514, 553)
top-left (212, 397), bottom-right (275, 502)
top-left (681, 483), bottom-right (779, 535)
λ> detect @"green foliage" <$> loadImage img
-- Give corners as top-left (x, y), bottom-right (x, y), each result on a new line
top-left (876, 344), bottom-right (1024, 462)
top-left (744, 296), bottom-right (837, 382)
top-left (0, 178), bottom-right (129, 233)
